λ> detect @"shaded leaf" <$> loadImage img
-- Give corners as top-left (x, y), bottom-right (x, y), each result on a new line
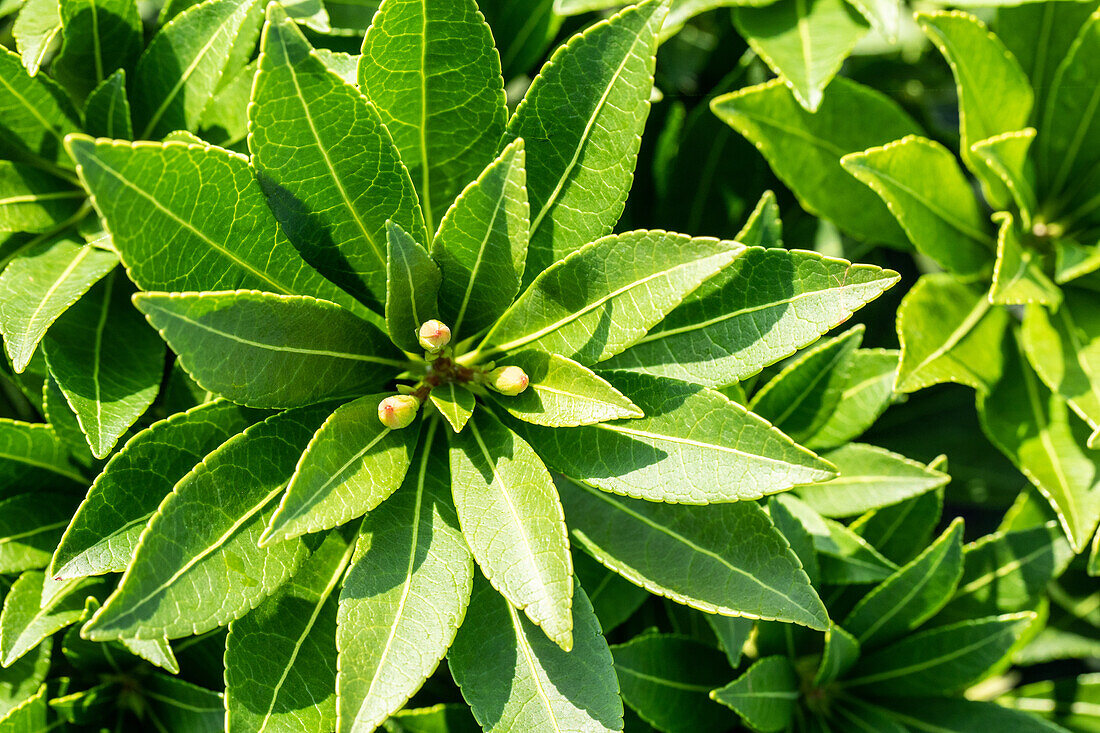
top-left (711, 656), bottom-right (797, 733)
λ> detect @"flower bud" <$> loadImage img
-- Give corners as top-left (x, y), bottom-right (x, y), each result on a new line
top-left (378, 394), bottom-right (420, 429)
top-left (418, 320), bottom-right (451, 352)
top-left (488, 365), bottom-right (529, 396)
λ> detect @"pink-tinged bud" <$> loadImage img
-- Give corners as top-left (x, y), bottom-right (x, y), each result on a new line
top-left (489, 366), bottom-right (529, 396)
top-left (378, 395), bottom-right (420, 429)
top-left (418, 320), bottom-right (452, 352)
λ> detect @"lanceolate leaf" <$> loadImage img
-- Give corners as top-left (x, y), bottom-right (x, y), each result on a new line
top-left (264, 393), bottom-right (418, 543)
top-left (131, 0), bottom-right (262, 139)
top-left (432, 139), bottom-right (529, 340)
top-left (511, 372), bottom-right (834, 503)
top-left (386, 221), bottom-right (441, 353)
top-left (612, 633), bottom-right (732, 733)
top-left (82, 69), bottom-right (133, 139)
top-left (0, 46), bottom-right (81, 166)
top-left (337, 424), bottom-right (473, 733)
top-left (479, 231), bottom-right (740, 366)
top-left (841, 135), bottom-right (994, 276)
top-left (852, 490), bottom-right (943, 566)
top-left (250, 5), bottom-right (428, 310)
top-left (66, 137), bottom-right (370, 319)
top-left (448, 410), bottom-right (573, 649)
top-left (712, 656), bottom-right (798, 733)
top-left (1021, 287), bottom-right (1100, 436)
top-left (430, 383), bottom-right (475, 433)
top-left (359, 0), bottom-right (508, 231)
top-left (602, 247), bottom-right (898, 387)
top-left (979, 332), bottom-right (1100, 552)
top-left (804, 348), bottom-right (898, 450)
top-left (971, 129), bottom-right (1038, 224)
top-left (504, 0), bottom-right (666, 278)
top-left (0, 492), bottom-right (79, 575)
top-left (489, 351), bottom-right (642, 428)
top-left (732, 0), bottom-right (868, 113)
top-left (843, 613), bottom-right (1036, 696)
top-left (559, 478), bottom-right (830, 630)
top-left (814, 625), bottom-right (860, 686)
top-left (917, 11), bottom-right (1033, 205)
top-left (448, 576), bottom-right (622, 733)
top-left (796, 443), bottom-right (950, 518)
top-left (573, 551), bottom-right (647, 635)
top-left (842, 519), bottom-right (964, 647)
top-left (885, 697), bottom-right (1073, 733)
top-left (0, 235), bottom-right (118, 373)
top-left (12, 0), bottom-right (61, 76)
top-left (0, 638), bottom-right (49, 717)
top-left (44, 272), bottom-right (165, 458)
top-left (50, 400), bottom-right (258, 580)
top-left (82, 406), bottom-right (331, 641)
top-left (134, 291), bottom-right (403, 409)
top-left (51, 0), bottom-right (143, 102)
top-left (748, 326), bottom-right (863, 444)
top-left (0, 571), bottom-right (106, 667)
top-left (711, 77), bottom-right (919, 246)
top-left (895, 273), bottom-right (1010, 394)
top-left (737, 189), bottom-right (782, 248)
top-left (225, 527), bottom-right (354, 733)
top-left (991, 213), bottom-right (1061, 307)
top-left (0, 420), bottom-right (85, 494)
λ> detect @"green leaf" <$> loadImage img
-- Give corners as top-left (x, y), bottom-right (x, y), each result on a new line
top-left (198, 60), bottom-right (254, 148)
top-left (612, 633), bottom-right (732, 733)
top-left (991, 213), bottom-right (1061, 307)
top-left (559, 478), bottom-right (830, 630)
top-left (51, 0), bottom-right (142, 102)
top-left (66, 136), bottom-right (371, 319)
top-left (796, 443), bottom-right (950, 518)
top-left (732, 0), bottom-right (868, 112)
top-left (448, 410), bottom-right (573, 649)
top-left (0, 492), bottom-right (79, 574)
top-left (384, 705), bottom-right (480, 733)
top-left (488, 351), bottom-right (641, 428)
top-left (841, 135), bottom-right (995, 276)
top-left (942, 521), bottom-right (1075, 620)
top-left (736, 189), bottom-right (783, 248)
top-left (432, 139), bottom-right (529, 340)
top-left (263, 393), bottom-right (417, 543)
top-left (918, 10), bottom-right (1033, 206)
top-left (768, 492), bottom-right (820, 585)
top-left (0, 571), bottom-right (105, 666)
top-left (429, 383), bottom-right (475, 433)
top-left (359, 0), bottom-right (507, 232)
top-left (711, 77), bottom-right (919, 246)
top-left (225, 527), bottom-right (354, 733)
top-left (0, 684), bottom-right (45, 731)
top-left (504, 0), bottom-right (666, 278)
top-left (0, 236), bottom-right (118, 373)
top-left (711, 656), bottom-right (798, 733)
top-left (706, 615), bottom-right (753, 668)
top-left (843, 612), bottom-right (1036, 696)
top-left (134, 291), bottom-right (403, 409)
top-left (887, 696), bottom-right (1071, 733)
top-left (602, 247), bottom-right (898, 387)
top-left (813, 624), bottom-right (860, 686)
top-left (842, 518), bottom-right (964, 647)
top-left (480, 231), bottom-right (739, 366)
top-left (44, 272), bottom-right (165, 458)
top-left (50, 399), bottom-right (258, 580)
top-left (572, 551), bottom-right (646, 634)
top-left (12, 0), bottom-right (61, 75)
top-left (0, 639), bottom-right (49, 717)
top-left (1036, 9), bottom-right (1100, 198)
top-left (979, 331), bottom-right (1100, 552)
top-left (142, 674), bottom-right (225, 731)
top-left (895, 273), bottom-right (1010, 394)
top-left (0, 420), bottom-right (85, 494)
top-left (851, 489), bottom-right (943, 566)
top-left (61, 597), bottom-right (178, 674)
top-left (0, 47), bottom-right (81, 167)
top-left (971, 129), bottom-right (1038, 224)
top-left (804, 348), bottom-right (899, 450)
top-left (337, 424), bottom-right (473, 733)
top-left (250, 5), bottom-right (428, 310)
top-left (448, 576), bottom-right (622, 733)
top-left (386, 221), bottom-right (441, 353)
top-left (131, 0), bottom-right (262, 139)
top-left (749, 326), bottom-right (863, 444)
top-left (81, 406), bottom-right (330, 641)
top-left (1021, 287), bottom-right (1100, 437)
top-left (514, 371), bottom-right (832, 503)
top-left (0, 162), bottom-right (84, 234)
top-left (82, 69), bottom-right (133, 139)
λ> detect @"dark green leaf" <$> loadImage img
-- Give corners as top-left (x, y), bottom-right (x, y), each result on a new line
top-left (386, 221), bottom-right (440, 353)
top-left (711, 656), bottom-right (798, 733)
